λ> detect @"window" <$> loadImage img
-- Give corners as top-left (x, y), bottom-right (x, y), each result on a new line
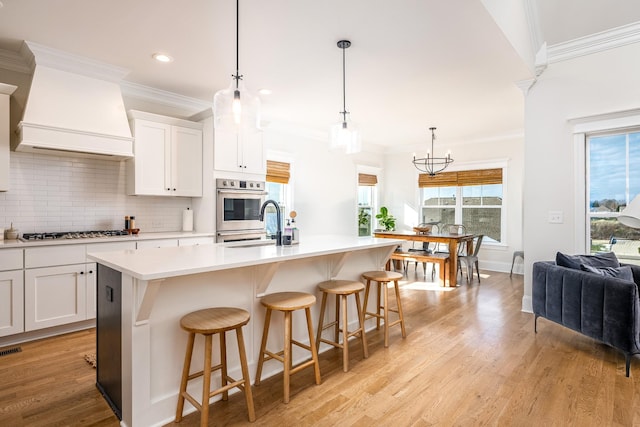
top-left (587, 130), bottom-right (640, 257)
top-left (265, 160), bottom-right (292, 237)
top-left (358, 173), bottom-right (378, 236)
top-left (419, 168), bottom-right (503, 243)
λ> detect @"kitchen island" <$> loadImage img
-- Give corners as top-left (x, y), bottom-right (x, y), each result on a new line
top-left (87, 235), bottom-right (402, 427)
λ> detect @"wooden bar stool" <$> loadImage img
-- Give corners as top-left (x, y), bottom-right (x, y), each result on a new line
top-left (316, 280), bottom-right (368, 372)
top-left (175, 307), bottom-right (255, 426)
top-left (255, 292), bottom-right (321, 403)
top-left (361, 271), bottom-right (407, 347)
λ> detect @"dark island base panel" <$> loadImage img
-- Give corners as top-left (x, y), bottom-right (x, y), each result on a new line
top-left (96, 264), bottom-right (122, 420)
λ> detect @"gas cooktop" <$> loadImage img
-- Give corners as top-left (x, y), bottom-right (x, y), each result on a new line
top-left (21, 230), bottom-right (129, 241)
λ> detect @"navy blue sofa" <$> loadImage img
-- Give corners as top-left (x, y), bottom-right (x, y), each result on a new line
top-left (532, 260), bottom-right (640, 377)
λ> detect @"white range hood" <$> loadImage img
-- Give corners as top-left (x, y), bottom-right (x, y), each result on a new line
top-left (14, 41), bottom-right (134, 159)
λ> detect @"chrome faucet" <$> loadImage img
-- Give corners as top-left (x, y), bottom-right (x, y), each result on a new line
top-left (259, 199), bottom-right (282, 246)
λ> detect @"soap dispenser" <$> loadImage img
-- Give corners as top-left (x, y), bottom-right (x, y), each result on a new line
top-left (290, 211), bottom-right (299, 244)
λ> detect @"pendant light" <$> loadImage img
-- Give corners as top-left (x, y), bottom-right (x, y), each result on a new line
top-left (213, 0), bottom-right (260, 132)
top-left (330, 40), bottom-right (361, 154)
top-left (412, 127), bottom-right (453, 176)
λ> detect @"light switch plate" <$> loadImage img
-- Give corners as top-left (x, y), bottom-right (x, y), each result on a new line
top-left (548, 210), bottom-right (563, 224)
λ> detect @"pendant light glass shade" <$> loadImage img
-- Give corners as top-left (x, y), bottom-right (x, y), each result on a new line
top-left (213, 78), bottom-right (261, 132)
top-left (330, 116), bottom-right (361, 154)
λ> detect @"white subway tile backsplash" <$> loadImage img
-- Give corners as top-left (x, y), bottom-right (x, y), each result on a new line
top-left (0, 152), bottom-right (191, 234)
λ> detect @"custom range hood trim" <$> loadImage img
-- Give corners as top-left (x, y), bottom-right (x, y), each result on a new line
top-left (15, 41), bottom-right (134, 160)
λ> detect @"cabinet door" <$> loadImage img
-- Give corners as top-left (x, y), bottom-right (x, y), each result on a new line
top-left (25, 264), bottom-right (87, 331)
top-left (214, 128), bottom-right (241, 173)
top-left (172, 126), bottom-right (203, 196)
top-left (0, 270), bottom-right (24, 337)
top-left (241, 131), bottom-right (266, 174)
top-left (131, 119), bottom-right (171, 196)
top-left (85, 263), bottom-right (97, 320)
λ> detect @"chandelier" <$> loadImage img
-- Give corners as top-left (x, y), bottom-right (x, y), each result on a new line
top-left (213, 0), bottom-right (260, 132)
top-left (412, 127), bottom-right (453, 176)
top-left (330, 40), bottom-right (361, 154)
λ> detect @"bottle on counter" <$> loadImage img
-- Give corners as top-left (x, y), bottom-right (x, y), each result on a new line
top-left (125, 215), bottom-right (130, 230)
top-left (130, 216), bottom-right (135, 230)
top-left (289, 211), bottom-right (299, 244)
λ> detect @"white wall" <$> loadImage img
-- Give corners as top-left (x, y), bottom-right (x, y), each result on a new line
top-left (383, 134), bottom-right (525, 273)
top-left (523, 42), bottom-right (640, 311)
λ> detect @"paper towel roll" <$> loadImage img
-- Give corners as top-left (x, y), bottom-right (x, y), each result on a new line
top-left (182, 208), bottom-right (194, 231)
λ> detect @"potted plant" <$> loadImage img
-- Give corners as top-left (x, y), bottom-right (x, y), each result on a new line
top-left (358, 208), bottom-right (371, 236)
top-left (376, 206), bottom-right (396, 231)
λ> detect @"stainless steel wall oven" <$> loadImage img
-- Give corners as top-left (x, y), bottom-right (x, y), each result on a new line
top-left (216, 178), bottom-right (267, 242)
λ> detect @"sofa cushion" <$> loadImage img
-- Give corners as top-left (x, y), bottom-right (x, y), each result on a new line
top-left (556, 251), bottom-right (620, 270)
top-left (580, 264), bottom-right (634, 281)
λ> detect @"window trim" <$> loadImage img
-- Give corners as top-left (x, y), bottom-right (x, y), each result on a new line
top-left (570, 108), bottom-right (640, 253)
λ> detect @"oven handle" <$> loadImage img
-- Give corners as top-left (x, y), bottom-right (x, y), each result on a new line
top-left (217, 189), bottom-right (268, 195)
top-left (217, 230), bottom-right (266, 236)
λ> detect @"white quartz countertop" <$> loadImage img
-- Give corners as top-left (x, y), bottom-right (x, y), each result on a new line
top-left (87, 235), bottom-right (403, 281)
top-left (0, 231), bottom-right (215, 249)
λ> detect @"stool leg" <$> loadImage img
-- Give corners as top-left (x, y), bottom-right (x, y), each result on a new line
top-left (255, 308), bottom-right (272, 385)
top-left (334, 293), bottom-right (340, 343)
top-left (363, 279), bottom-right (372, 325)
top-left (383, 281), bottom-right (390, 347)
top-left (305, 306), bottom-right (322, 385)
top-left (394, 280), bottom-right (407, 338)
top-left (283, 310), bottom-right (292, 403)
top-left (201, 334), bottom-right (213, 427)
top-left (220, 331), bottom-right (228, 401)
top-left (355, 291), bottom-right (368, 358)
top-left (235, 327), bottom-right (256, 422)
top-left (341, 293), bottom-right (349, 372)
top-left (376, 281), bottom-right (382, 330)
top-left (175, 332), bottom-right (195, 422)
top-left (316, 291), bottom-right (328, 355)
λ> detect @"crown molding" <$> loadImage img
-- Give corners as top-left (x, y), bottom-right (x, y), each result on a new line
top-left (21, 41), bottom-right (129, 82)
top-left (0, 47), bottom-right (31, 74)
top-left (547, 21), bottom-right (640, 64)
top-left (120, 80), bottom-right (212, 115)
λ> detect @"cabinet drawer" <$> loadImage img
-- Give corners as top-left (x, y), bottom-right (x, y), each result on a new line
top-left (136, 239), bottom-right (178, 249)
top-left (86, 241), bottom-right (136, 261)
top-left (25, 245), bottom-right (86, 268)
top-left (0, 248), bottom-right (23, 271)
top-left (178, 237), bottom-right (214, 246)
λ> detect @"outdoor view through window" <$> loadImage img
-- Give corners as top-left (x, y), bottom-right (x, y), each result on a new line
top-left (588, 130), bottom-right (640, 261)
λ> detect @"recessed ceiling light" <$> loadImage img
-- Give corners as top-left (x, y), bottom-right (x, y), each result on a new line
top-left (152, 53), bottom-right (173, 63)
top-left (258, 89), bottom-right (272, 95)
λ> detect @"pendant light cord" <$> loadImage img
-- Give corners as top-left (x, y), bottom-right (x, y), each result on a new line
top-left (234, 0), bottom-right (241, 89)
top-left (342, 45), bottom-right (346, 121)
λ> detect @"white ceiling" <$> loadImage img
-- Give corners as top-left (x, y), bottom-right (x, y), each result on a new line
top-left (0, 0), bottom-right (639, 152)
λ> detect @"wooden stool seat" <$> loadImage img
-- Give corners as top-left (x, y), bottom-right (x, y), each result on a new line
top-left (260, 291), bottom-right (316, 311)
top-left (175, 307), bottom-right (255, 426)
top-left (316, 280), bottom-right (368, 372)
top-left (255, 292), bottom-right (321, 403)
top-left (361, 270), bottom-right (407, 347)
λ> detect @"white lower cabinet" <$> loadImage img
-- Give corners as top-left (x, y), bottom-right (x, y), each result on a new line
top-left (178, 237), bottom-right (214, 246)
top-left (0, 270), bottom-right (24, 338)
top-left (25, 263), bottom-right (89, 331)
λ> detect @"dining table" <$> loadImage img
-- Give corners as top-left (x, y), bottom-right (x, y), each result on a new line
top-left (373, 230), bottom-right (475, 287)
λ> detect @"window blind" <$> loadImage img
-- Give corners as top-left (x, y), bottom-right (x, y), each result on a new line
top-left (419, 168), bottom-right (502, 188)
top-left (358, 173), bottom-right (378, 186)
top-left (266, 160), bottom-right (290, 184)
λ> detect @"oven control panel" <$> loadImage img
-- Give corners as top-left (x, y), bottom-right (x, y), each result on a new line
top-left (216, 178), bottom-right (264, 190)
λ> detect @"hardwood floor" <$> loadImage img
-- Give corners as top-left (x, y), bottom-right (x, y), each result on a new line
top-left (2, 270), bottom-right (639, 426)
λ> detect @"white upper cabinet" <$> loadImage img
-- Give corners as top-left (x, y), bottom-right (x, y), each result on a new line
top-left (0, 83), bottom-right (18, 192)
top-left (127, 110), bottom-right (203, 197)
top-left (214, 128), bottom-right (265, 175)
